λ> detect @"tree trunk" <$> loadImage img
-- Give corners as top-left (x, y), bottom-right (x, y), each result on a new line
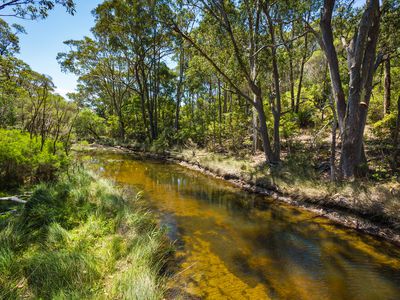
top-left (266, 9), bottom-right (281, 162)
top-left (330, 118), bottom-right (337, 181)
top-left (289, 57), bottom-right (295, 111)
top-left (218, 79), bottom-right (222, 146)
top-left (118, 115), bottom-right (125, 141)
top-left (223, 87), bottom-right (227, 113)
top-left (254, 95), bottom-right (275, 163)
top-left (296, 33), bottom-right (308, 113)
top-left (384, 56), bottom-right (391, 115)
top-left (340, 0), bottom-right (380, 178)
top-left (0, 197), bottom-right (27, 204)
top-left (175, 41), bottom-right (185, 131)
top-left (252, 100), bottom-right (258, 154)
top-left (320, 0), bottom-right (347, 133)
top-left (392, 96), bottom-right (400, 168)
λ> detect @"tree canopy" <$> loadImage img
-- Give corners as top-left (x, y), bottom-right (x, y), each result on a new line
top-left (0, 0), bottom-right (75, 19)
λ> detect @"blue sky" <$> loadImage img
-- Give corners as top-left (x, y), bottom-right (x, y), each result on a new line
top-left (4, 1), bottom-right (102, 98)
top-left (4, 0), bottom-right (367, 98)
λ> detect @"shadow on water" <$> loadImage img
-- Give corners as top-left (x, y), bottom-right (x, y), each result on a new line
top-left (84, 152), bottom-right (400, 300)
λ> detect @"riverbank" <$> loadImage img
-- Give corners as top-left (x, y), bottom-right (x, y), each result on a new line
top-left (0, 166), bottom-right (170, 299)
top-left (73, 143), bottom-right (400, 245)
top-left (174, 149), bottom-right (400, 245)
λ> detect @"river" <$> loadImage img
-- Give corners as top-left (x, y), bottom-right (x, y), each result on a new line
top-left (85, 151), bottom-right (400, 300)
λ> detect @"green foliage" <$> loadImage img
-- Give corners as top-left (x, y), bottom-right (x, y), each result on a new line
top-left (25, 249), bottom-right (100, 299)
top-left (150, 130), bottom-right (172, 153)
top-left (0, 129), bottom-right (68, 189)
top-left (2, 0), bottom-right (399, 179)
top-left (74, 108), bottom-right (107, 141)
top-left (0, 0), bottom-right (75, 19)
top-left (0, 167), bottom-right (169, 299)
top-left (281, 113), bottom-right (299, 139)
top-left (372, 112), bottom-right (397, 138)
top-left (0, 18), bottom-right (24, 57)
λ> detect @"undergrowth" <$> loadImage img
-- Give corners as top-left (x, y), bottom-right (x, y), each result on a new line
top-left (0, 167), bottom-right (171, 299)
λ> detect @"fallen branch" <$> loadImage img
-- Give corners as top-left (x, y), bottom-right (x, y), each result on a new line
top-left (0, 197), bottom-right (27, 204)
top-left (0, 209), bottom-right (18, 216)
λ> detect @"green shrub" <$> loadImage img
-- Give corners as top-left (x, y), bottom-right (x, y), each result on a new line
top-left (0, 129), bottom-right (68, 189)
top-left (281, 112), bottom-right (299, 139)
top-left (372, 112), bottom-right (397, 138)
top-left (74, 108), bottom-right (107, 142)
top-left (150, 130), bottom-right (172, 153)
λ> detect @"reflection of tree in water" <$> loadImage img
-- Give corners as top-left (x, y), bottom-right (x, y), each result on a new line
top-left (174, 201), bottom-right (400, 299)
top-left (230, 207), bottom-right (400, 299)
top-left (141, 157), bottom-right (400, 299)
top-left (92, 153), bottom-right (400, 300)
top-left (144, 162), bottom-right (274, 218)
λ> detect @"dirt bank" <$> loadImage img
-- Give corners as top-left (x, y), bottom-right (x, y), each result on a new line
top-left (75, 143), bottom-right (400, 246)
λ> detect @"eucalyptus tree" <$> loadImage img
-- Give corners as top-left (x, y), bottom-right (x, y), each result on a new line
top-left (308, 0), bottom-right (382, 178)
top-left (0, 19), bottom-right (27, 126)
top-left (90, 0), bottom-right (174, 141)
top-left (273, 1), bottom-right (317, 113)
top-left (0, 56), bottom-right (26, 126)
top-left (0, 0), bottom-right (75, 19)
top-left (378, 0), bottom-right (400, 115)
top-left (0, 18), bottom-right (25, 56)
top-left (172, 3), bottom-right (192, 132)
top-left (164, 0), bottom-right (276, 162)
top-left (49, 94), bottom-right (77, 154)
top-left (19, 70), bottom-right (54, 142)
top-left (58, 37), bottom-right (133, 140)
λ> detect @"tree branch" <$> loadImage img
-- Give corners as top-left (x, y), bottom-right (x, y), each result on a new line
top-left (0, 196), bottom-right (27, 204)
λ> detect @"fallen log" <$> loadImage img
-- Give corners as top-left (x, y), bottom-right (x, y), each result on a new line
top-left (0, 197), bottom-right (27, 204)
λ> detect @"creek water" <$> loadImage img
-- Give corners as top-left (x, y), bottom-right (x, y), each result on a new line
top-left (86, 151), bottom-right (400, 300)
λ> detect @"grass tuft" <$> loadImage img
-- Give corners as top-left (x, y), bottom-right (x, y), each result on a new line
top-left (0, 166), bottom-right (170, 299)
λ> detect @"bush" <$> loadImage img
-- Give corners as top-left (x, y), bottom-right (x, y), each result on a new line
top-left (74, 108), bottom-right (107, 142)
top-left (372, 112), bottom-right (397, 138)
top-left (150, 130), bottom-right (171, 153)
top-left (281, 112), bottom-right (299, 139)
top-left (0, 129), bottom-right (68, 189)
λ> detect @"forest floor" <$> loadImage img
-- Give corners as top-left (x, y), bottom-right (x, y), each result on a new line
top-left (74, 142), bottom-right (400, 245)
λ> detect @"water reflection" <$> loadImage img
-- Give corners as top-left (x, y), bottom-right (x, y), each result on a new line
top-left (84, 152), bottom-right (400, 300)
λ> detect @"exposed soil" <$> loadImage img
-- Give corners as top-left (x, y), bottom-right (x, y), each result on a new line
top-left (75, 143), bottom-right (400, 246)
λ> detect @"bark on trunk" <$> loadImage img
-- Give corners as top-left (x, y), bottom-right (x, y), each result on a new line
top-left (289, 57), bottom-right (295, 111)
top-left (318, 0), bottom-right (381, 178)
top-left (266, 8), bottom-right (281, 162)
top-left (296, 33), bottom-right (308, 113)
top-left (252, 100), bottom-right (258, 154)
top-left (340, 0), bottom-right (380, 178)
top-left (320, 0), bottom-right (347, 133)
top-left (254, 95), bottom-right (275, 162)
top-left (384, 56), bottom-right (391, 115)
top-left (218, 79), bottom-right (222, 146)
top-left (329, 95), bottom-right (337, 181)
top-left (175, 41), bottom-right (185, 131)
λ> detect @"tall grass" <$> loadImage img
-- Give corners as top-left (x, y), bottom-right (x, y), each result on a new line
top-left (0, 167), bottom-right (170, 299)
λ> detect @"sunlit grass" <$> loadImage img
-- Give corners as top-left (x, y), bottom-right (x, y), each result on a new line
top-left (177, 147), bottom-right (400, 227)
top-left (0, 167), bottom-right (170, 299)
